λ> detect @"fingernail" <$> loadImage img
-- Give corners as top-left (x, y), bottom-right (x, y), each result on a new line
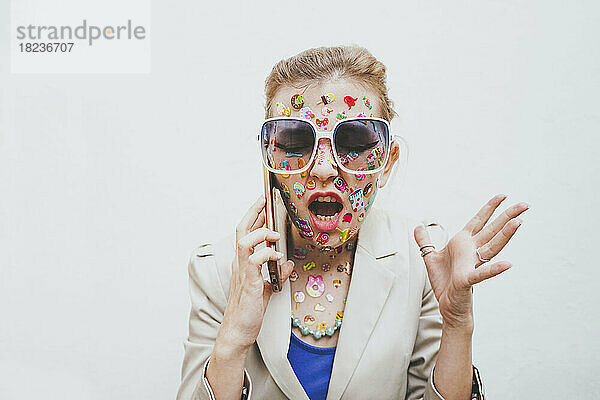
top-left (520, 202), bottom-right (529, 209)
top-left (275, 251), bottom-right (284, 258)
top-left (516, 218), bottom-right (523, 226)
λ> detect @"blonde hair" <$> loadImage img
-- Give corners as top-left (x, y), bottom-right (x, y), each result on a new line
top-left (265, 45), bottom-right (397, 122)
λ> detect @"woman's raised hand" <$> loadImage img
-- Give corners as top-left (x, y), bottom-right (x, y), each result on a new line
top-left (413, 194), bottom-right (529, 329)
top-left (217, 195), bottom-right (295, 356)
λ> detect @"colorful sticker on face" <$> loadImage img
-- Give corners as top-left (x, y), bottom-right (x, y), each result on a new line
top-left (316, 118), bottom-right (328, 127)
top-left (319, 246), bottom-right (333, 254)
top-left (298, 106), bottom-right (315, 120)
top-left (335, 245), bottom-right (343, 254)
top-left (356, 113), bottom-right (367, 117)
top-left (342, 213), bottom-right (352, 223)
top-left (276, 102), bottom-right (291, 117)
top-left (363, 183), bottom-right (373, 197)
top-left (306, 275), bottom-right (325, 297)
top-left (314, 303), bottom-right (326, 312)
top-left (298, 158), bottom-right (306, 171)
top-left (344, 96), bottom-right (358, 110)
top-left (343, 261), bottom-right (352, 275)
top-left (304, 314), bottom-right (315, 325)
top-left (294, 247), bottom-right (307, 259)
top-left (291, 94), bottom-right (304, 111)
top-left (321, 263), bottom-right (330, 271)
top-left (279, 159), bottom-right (290, 170)
top-left (290, 270), bottom-right (298, 281)
top-left (290, 202), bottom-right (297, 216)
top-left (321, 107), bottom-right (334, 116)
top-left (336, 111), bottom-right (347, 120)
top-left (334, 177), bottom-right (348, 193)
top-left (336, 264), bottom-right (345, 272)
top-left (338, 228), bottom-right (350, 243)
top-left (317, 93), bottom-right (335, 105)
top-left (294, 291), bottom-right (305, 303)
top-left (336, 310), bottom-right (344, 319)
top-left (316, 322), bottom-right (328, 332)
top-left (364, 188), bottom-right (376, 211)
top-left (316, 232), bottom-right (329, 245)
top-left (348, 152), bottom-right (359, 160)
top-left (357, 212), bottom-right (365, 222)
top-left (349, 189), bottom-right (364, 212)
top-left (306, 180), bottom-right (316, 190)
top-left (297, 218), bottom-right (314, 238)
top-left (362, 96), bottom-right (372, 110)
top-left (333, 279), bottom-right (342, 289)
top-left (355, 167), bottom-right (367, 181)
top-left (293, 182), bottom-right (305, 198)
top-left (303, 261), bottom-right (316, 271)
top-left (366, 148), bottom-right (382, 170)
top-left (326, 293), bottom-right (334, 302)
top-left (281, 183), bottom-right (290, 199)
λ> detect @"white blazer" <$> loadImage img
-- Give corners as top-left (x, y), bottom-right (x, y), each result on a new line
top-left (176, 207), bottom-right (485, 400)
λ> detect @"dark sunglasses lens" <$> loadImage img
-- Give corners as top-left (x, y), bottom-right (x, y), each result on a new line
top-left (261, 120), bottom-right (315, 172)
top-left (334, 119), bottom-right (389, 172)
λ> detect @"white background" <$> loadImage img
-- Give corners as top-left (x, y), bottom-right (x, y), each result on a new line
top-left (1, 0), bottom-right (599, 399)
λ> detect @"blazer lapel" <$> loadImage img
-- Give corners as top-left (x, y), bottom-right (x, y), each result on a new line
top-left (326, 208), bottom-right (400, 400)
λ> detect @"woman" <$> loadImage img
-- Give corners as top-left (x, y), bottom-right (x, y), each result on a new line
top-left (177, 46), bottom-right (528, 400)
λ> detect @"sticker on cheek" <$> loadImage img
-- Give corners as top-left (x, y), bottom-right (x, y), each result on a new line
top-left (293, 182), bottom-right (305, 198)
top-left (290, 202), bottom-right (297, 216)
top-left (364, 184), bottom-right (378, 211)
top-left (316, 232), bottom-right (329, 245)
top-left (306, 180), bottom-right (316, 190)
top-left (357, 212), bottom-right (365, 222)
top-left (276, 102), bottom-right (291, 117)
top-left (333, 177), bottom-right (348, 193)
top-left (281, 183), bottom-right (290, 199)
top-left (355, 167), bottom-right (367, 181)
top-left (333, 279), bottom-right (342, 289)
top-left (363, 183), bottom-right (373, 197)
top-left (342, 213), bottom-right (352, 222)
top-left (290, 270), bottom-right (298, 281)
top-left (349, 189), bottom-right (364, 212)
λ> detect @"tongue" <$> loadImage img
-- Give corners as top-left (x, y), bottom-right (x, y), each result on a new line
top-left (314, 202), bottom-right (339, 216)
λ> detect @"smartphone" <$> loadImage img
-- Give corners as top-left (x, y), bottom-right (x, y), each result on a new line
top-left (263, 167), bottom-right (282, 292)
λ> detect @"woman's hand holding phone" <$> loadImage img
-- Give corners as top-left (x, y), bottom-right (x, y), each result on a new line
top-left (216, 195), bottom-right (295, 357)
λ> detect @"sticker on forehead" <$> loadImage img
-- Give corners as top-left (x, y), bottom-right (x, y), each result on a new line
top-left (316, 118), bottom-right (328, 127)
top-left (321, 107), bottom-right (334, 116)
top-left (276, 102), bottom-right (291, 117)
top-left (356, 113), bottom-right (367, 118)
top-left (344, 96), bottom-right (358, 110)
top-left (336, 111), bottom-right (347, 120)
top-left (362, 96), bottom-right (373, 110)
top-left (298, 107), bottom-right (315, 120)
top-left (317, 93), bottom-right (335, 105)
top-left (291, 94), bottom-right (304, 111)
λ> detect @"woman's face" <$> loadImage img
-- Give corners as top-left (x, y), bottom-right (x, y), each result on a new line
top-left (270, 79), bottom-right (398, 249)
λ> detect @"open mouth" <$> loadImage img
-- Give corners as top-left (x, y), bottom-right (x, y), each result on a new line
top-left (308, 195), bottom-right (344, 220)
top-left (307, 192), bottom-right (344, 233)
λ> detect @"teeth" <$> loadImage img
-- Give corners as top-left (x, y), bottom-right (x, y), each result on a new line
top-left (316, 196), bottom-right (335, 203)
top-left (316, 212), bottom-right (339, 221)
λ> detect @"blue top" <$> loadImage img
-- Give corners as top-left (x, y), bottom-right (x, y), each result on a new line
top-left (286, 332), bottom-right (336, 400)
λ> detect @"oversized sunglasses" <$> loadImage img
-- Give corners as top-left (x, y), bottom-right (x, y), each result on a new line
top-left (259, 117), bottom-right (392, 175)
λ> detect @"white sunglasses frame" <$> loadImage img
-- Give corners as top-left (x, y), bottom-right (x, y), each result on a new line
top-left (258, 116), bottom-right (394, 176)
